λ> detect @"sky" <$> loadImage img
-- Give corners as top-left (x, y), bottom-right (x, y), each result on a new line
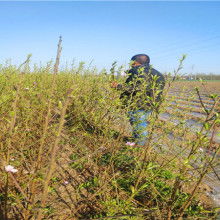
top-left (0, 1), bottom-right (220, 74)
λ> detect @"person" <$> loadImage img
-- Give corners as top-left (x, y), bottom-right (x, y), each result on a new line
top-left (112, 54), bottom-right (165, 146)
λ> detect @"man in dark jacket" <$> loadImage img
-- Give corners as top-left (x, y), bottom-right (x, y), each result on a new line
top-left (112, 54), bottom-right (165, 146)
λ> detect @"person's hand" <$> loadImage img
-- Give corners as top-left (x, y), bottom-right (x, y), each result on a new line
top-left (111, 81), bottom-right (119, 88)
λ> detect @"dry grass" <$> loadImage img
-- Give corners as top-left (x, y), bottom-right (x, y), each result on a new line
top-left (0, 61), bottom-right (219, 219)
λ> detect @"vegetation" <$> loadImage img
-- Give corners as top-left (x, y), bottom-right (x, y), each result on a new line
top-left (0, 56), bottom-right (220, 219)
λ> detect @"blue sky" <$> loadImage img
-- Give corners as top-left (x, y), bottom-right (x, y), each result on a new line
top-left (0, 1), bottom-right (220, 74)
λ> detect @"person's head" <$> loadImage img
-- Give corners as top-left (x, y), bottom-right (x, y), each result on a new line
top-left (131, 54), bottom-right (150, 67)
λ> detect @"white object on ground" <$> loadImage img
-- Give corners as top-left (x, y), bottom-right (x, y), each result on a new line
top-left (5, 165), bottom-right (18, 173)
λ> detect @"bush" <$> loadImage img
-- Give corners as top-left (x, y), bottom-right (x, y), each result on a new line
top-left (0, 59), bottom-right (219, 219)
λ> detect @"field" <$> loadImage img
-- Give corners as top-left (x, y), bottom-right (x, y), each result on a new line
top-left (167, 81), bottom-right (220, 143)
top-left (0, 62), bottom-right (220, 220)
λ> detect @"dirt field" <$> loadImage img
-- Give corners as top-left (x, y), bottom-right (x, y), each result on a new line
top-left (171, 81), bottom-right (220, 94)
top-left (165, 81), bottom-right (220, 143)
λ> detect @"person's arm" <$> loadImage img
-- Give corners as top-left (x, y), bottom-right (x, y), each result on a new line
top-left (125, 68), bottom-right (136, 84)
top-left (110, 81), bottom-right (120, 88)
top-left (110, 81), bottom-right (123, 90)
top-left (110, 69), bottom-right (132, 89)
top-left (152, 68), bottom-right (165, 88)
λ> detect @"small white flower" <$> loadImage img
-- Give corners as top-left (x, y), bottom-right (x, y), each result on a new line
top-left (5, 165), bottom-right (18, 173)
top-left (199, 148), bottom-right (204, 152)
top-left (121, 72), bottom-right (127, 77)
top-left (63, 181), bottom-right (69, 185)
top-left (126, 142), bottom-right (135, 147)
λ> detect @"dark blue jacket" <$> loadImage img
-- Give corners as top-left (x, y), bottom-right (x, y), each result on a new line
top-left (120, 64), bottom-right (165, 110)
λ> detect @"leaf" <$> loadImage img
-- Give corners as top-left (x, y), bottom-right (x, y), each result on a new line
top-left (130, 185), bottom-right (135, 194)
top-left (58, 100), bottom-right (63, 110)
top-left (183, 159), bottom-right (189, 165)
